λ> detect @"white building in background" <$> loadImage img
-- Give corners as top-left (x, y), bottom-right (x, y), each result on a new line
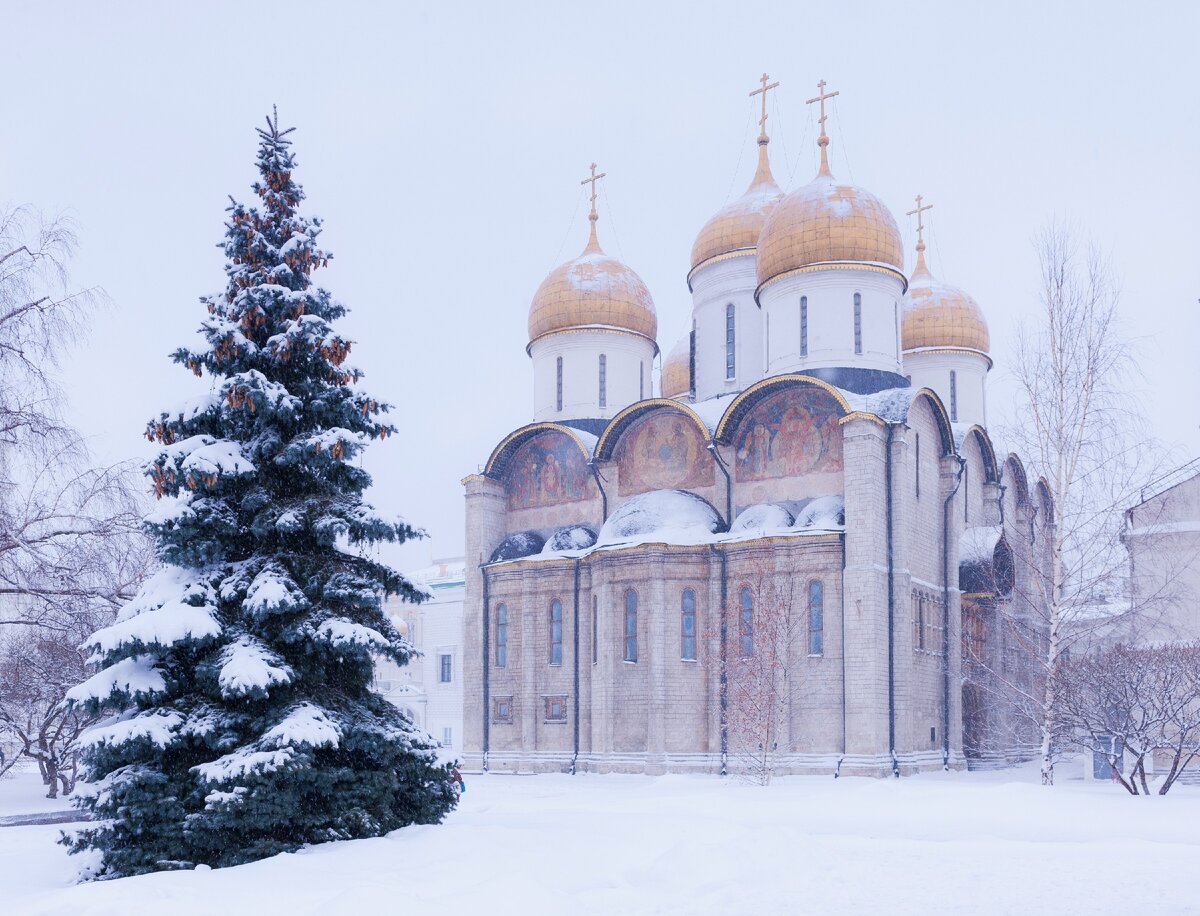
top-left (375, 558), bottom-right (466, 754)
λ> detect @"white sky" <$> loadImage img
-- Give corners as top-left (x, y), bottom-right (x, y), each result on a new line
top-left (4, 1), bottom-right (1198, 571)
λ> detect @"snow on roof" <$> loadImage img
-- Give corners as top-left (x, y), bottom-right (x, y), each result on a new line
top-left (843, 386), bottom-right (913, 423)
top-left (597, 489), bottom-right (725, 547)
top-left (731, 503), bottom-right (795, 534)
top-left (960, 526), bottom-right (1002, 566)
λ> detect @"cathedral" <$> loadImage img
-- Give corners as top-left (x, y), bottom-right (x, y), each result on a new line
top-left (461, 78), bottom-right (1051, 777)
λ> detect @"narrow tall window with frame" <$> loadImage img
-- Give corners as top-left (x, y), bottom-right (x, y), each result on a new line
top-left (725, 303), bottom-right (736, 379)
top-left (598, 354), bottom-right (607, 408)
top-left (556, 357), bottom-right (563, 412)
top-left (949, 370), bottom-right (958, 422)
top-left (809, 580), bottom-right (824, 655)
top-left (800, 295), bottom-right (808, 356)
top-left (549, 598), bottom-right (562, 665)
top-left (639, 361), bottom-right (644, 401)
top-left (495, 603), bottom-right (507, 668)
top-left (853, 292), bottom-right (863, 354)
top-left (915, 432), bottom-right (921, 498)
top-left (739, 587), bottom-right (753, 657)
top-left (681, 589), bottom-right (696, 661)
top-left (624, 590), bottom-right (638, 662)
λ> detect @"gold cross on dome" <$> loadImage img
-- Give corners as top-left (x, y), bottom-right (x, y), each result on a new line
top-left (750, 73), bottom-right (780, 141)
top-left (806, 79), bottom-right (840, 138)
top-left (581, 162), bottom-right (606, 222)
top-left (907, 194), bottom-right (933, 246)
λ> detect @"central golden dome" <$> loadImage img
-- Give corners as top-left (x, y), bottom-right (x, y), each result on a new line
top-left (661, 334), bottom-right (691, 399)
top-left (756, 169), bottom-right (904, 290)
top-left (527, 224), bottom-right (657, 347)
top-left (690, 144), bottom-right (784, 278)
top-left (902, 253), bottom-right (990, 353)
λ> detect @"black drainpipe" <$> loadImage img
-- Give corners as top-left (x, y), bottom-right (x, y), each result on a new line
top-left (885, 423), bottom-right (899, 778)
top-left (708, 437), bottom-right (733, 528)
top-left (941, 456), bottom-right (966, 770)
top-left (837, 530), bottom-right (847, 777)
top-left (481, 564), bottom-right (490, 773)
top-left (571, 558), bottom-right (581, 775)
top-left (708, 544), bottom-right (728, 776)
top-left (588, 460), bottom-right (608, 522)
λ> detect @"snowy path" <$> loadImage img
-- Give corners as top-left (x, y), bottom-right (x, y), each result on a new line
top-left (1, 767), bottom-right (1197, 915)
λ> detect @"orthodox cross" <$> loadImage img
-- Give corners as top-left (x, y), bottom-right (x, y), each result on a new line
top-left (907, 195), bottom-right (933, 246)
top-left (806, 79), bottom-right (840, 139)
top-left (581, 163), bottom-right (606, 222)
top-left (750, 72), bottom-right (780, 142)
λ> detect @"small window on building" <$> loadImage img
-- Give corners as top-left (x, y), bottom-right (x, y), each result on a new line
top-left (592, 595), bottom-right (598, 665)
top-left (915, 432), bottom-right (920, 498)
top-left (949, 370), bottom-right (958, 423)
top-left (544, 695), bottom-right (568, 723)
top-left (556, 356), bottom-right (563, 412)
top-left (853, 292), bottom-right (863, 355)
top-left (689, 325), bottom-right (697, 394)
top-left (809, 580), bottom-right (824, 656)
top-left (443, 727), bottom-right (453, 747)
top-left (550, 598), bottom-right (563, 666)
top-left (894, 300), bottom-right (900, 355)
top-left (681, 589), bottom-right (697, 660)
top-left (495, 603), bottom-right (507, 668)
top-left (725, 303), bottom-right (736, 379)
top-left (493, 696), bottom-right (513, 724)
top-left (639, 361), bottom-right (644, 401)
top-left (739, 587), bottom-right (753, 657)
top-left (439, 653), bottom-right (452, 683)
top-left (624, 589), bottom-right (638, 662)
top-left (915, 593), bottom-right (926, 650)
top-left (598, 354), bottom-right (607, 408)
top-left (800, 295), bottom-right (808, 357)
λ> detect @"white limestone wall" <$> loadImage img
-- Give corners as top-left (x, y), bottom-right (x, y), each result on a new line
top-left (760, 267), bottom-right (905, 377)
top-left (903, 348), bottom-right (990, 427)
top-left (688, 255), bottom-right (763, 401)
top-left (530, 329), bottom-right (656, 422)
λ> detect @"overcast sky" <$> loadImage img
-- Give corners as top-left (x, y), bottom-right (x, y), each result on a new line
top-left (4, 1), bottom-right (1197, 571)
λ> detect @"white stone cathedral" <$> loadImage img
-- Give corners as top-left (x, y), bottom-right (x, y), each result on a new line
top-left (461, 79), bottom-right (1052, 777)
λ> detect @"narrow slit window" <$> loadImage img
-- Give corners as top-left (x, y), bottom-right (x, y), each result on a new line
top-left (915, 432), bottom-right (921, 498)
top-left (853, 292), bottom-right (863, 354)
top-left (800, 295), bottom-right (808, 357)
top-left (624, 590), bottom-right (638, 662)
top-left (556, 357), bottom-right (563, 412)
top-left (549, 599), bottom-right (562, 665)
top-left (739, 587), bottom-right (753, 657)
top-left (950, 370), bottom-right (958, 423)
top-left (639, 361), bottom-right (644, 401)
top-left (809, 580), bottom-right (824, 655)
top-left (592, 596), bottom-right (598, 665)
top-left (688, 326), bottom-right (697, 395)
top-left (496, 603), bottom-right (507, 668)
top-left (725, 303), bottom-right (736, 379)
top-left (598, 355), bottom-right (607, 409)
top-left (681, 589), bottom-right (696, 660)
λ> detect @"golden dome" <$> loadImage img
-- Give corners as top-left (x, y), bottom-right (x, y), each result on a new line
top-left (661, 334), bottom-right (691, 399)
top-left (902, 252), bottom-right (990, 353)
top-left (756, 168), bottom-right (904, 290)
top-left (527, 223), bottom-right (657, 346)
top-left (690, 143), bottom-right (784, 276)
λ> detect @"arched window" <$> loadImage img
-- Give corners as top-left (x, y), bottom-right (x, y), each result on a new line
top-left (549, 599), bottom-right (562, 665)
top-left (800, 295), bottom-right (808, 356)
top-left (853, 292), bottom-right (863, 354)
top-left (598, 354), bottom-right (607, 408)
top-left (496, 603), bottom-right (507, 668)
top-left (809, 580), bottom-right (824, 655)
top-left (725, 303), bottom-right (736, 379)
top-left (681, 589), bottom-right (697, 660)
top-left (915, 432), bottom-right (921, 498)
top-left (624, 590), bottom-right (638, 662)
top-left (556, 356), bottom-right (563, 412)
top-left (739, 587), bottom-right (753, 657)
top-left (949, 370), bottom-right (958, 423)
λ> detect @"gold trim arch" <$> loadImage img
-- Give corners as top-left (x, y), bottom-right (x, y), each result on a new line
top-left (593, 399), bottom-right (713, 461)
top-left (714, 374), bottom-right (853, 444)
top-left (483, 422), bottom-right (597, 480)
top-left (959, 424), bottom-right (999, 483)
top-left (909, 387), bottom-right (956, 456)
top-left (1002, 454), bottom-right (1030, 508)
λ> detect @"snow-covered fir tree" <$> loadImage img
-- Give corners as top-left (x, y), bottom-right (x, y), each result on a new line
top-left (63, 110), bottom-right (457, 878)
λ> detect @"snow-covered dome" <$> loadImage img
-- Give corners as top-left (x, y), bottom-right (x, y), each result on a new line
top-left (528, 222), bottom-right (657, 346)
top-left (661, 334), bottom-right (691, 400)
top-left (598, 489), bottom-right (724, 545)
top-left (793, 495), bottom-right (845, 529)
top-left (690, 143), bottom-right (784, 275)
top-left (542, 524), bottom-right (598, 553)
top-left (490, 530), bottom-right (545, 563)
top-left (902, 251), bottom-right (990, 354)
top-left (731, 503), bottom-right (795, 533)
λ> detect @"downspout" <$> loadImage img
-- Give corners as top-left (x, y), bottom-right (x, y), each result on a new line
top-left (941, 456), bottom-right (966, 770)
top-left (588, 460), bottom-right (608, 522)
top-left (837, 530), bottom-right (847, 778)
top-left (885, 423), bottom-right (899, 778)
top-left (708, 437), bottom-right (733, 527)
top-left (481, 564), bottom-right (490, 773)
top-left (571, 558), bottom-right (581, 775)
top-left (708, 544), bottom-right (729, 776)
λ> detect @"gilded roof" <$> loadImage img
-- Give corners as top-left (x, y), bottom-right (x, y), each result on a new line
top-left (527, 225), bottom-right (658, 344)
top-left (690, 144), bottom-right (784, 273)
top-left (902, 253), bottom-right (990, 353)
top-left (756, 169), bottom-right (904, 289)
top-left (661, 334), bottom-right (691, 399)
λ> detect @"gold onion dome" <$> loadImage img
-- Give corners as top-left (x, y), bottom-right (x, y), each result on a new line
top-left (902, 248), bottom-right (990, 354)
top-left (661, 334), bottom-right (691, 399)
top-left (690, 144), bottom-right (784, 275)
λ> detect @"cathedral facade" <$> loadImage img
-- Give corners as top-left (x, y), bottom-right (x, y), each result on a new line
top-left (461, 80), bottom-right (1050, 777)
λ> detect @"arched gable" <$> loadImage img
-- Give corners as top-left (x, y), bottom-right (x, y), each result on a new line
top-left (959, 425), bottom-right (999, 483)
top-left (484, 423), bottom-right (596, 511)
top-left (1035, 477), bottom-right (1054, 527)
top-left (909, 388), bottom-right (955, 456)
top-left (1003, 454), bottom-right (1030, 509)
top-left (593, 401), bottom-right (715, 498)
top-left (714, 375), bottom-right (852, 444)
top-left (718, 379), bottom-right (846, 482)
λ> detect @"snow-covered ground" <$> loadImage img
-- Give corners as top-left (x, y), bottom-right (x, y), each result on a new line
top-left (1, 765), bottom-right (1197, 915)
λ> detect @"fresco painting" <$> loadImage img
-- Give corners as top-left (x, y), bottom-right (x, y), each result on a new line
top-left (617, 410), bottom-right (714, 495)
top-left (506, 431), bottom-right (591, 509)
top-left (734, 388), bottom-right (843, 481)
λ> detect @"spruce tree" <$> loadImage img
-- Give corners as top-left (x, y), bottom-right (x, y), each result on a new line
top-left (63, 110), bottom-right (457, 878)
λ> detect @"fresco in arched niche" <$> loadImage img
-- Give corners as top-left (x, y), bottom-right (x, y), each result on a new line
top-left (616, 410), bottom-right (714, 496)
top-left (734, 387), bottom-right (843, 481)
top-left (505, 432), bottom-right (591, 510)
